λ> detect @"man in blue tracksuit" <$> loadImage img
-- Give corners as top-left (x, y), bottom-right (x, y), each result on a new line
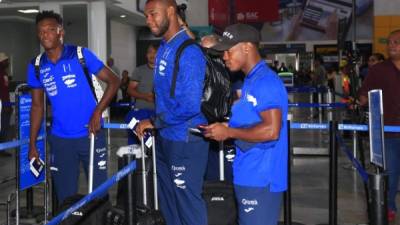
top-left (136, 1), bottom-right (208, 225)
top-left (204, 24), bottom-right (288, 225)
top-left (27, 11), bottom-right (120, 204)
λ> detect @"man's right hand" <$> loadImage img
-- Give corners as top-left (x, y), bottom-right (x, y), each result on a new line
top-left (29, 146), bottom-right (39, 161)
top-left (136, 119), bottom-right (154, 139)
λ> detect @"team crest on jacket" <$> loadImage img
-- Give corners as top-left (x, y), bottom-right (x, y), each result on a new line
top-left (62, 74), bottom-right (77, 88)
top-left (159, 60), bottom-right (167, 76)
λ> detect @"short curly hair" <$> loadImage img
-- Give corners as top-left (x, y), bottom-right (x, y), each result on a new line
top-left (36, 10), bottom-right (63, 26)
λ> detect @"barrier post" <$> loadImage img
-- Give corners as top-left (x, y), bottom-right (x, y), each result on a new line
top-left (124, 152), bottom-right (136, 225)
top-left (106, 110), bottom-right (111, 150)
top-left (6, 193), bottom-right (14, 225)
top-left (317, 121), bottom-right (338, 225)
top-left (26, 189), bottom-right (34, 216)
top-left (310, 90), bottom-right (314, 116)
top-left (283, 120), bottom-right (291, 225)
top-left (329, 121), bottom-right (338, 225)
top-left (327, 89), bottom-right (333, 121)
top-left (279, 121), bottom-right (305, 225)
top-left (367, 172), bottom-right (388, 225)
top-left (318, 90), bottom-right (323, 122)
top-left (43, 95), bottom-right (49, 223)
top-left (352, 130), bottom-right (358, 164)
top-left (367, 89), bottom-right (388, 225)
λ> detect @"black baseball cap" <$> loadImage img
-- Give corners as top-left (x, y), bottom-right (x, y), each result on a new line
top-left (212, 23), bottom-right (260, 51)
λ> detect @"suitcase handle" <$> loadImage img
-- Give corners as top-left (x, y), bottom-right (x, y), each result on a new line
top-left (140, 136), bottom-right (148, 207)
top-left (151, 134), bottom-right (159, 210)
top-left (89, 133), bottom-right (95, 193)
top-left (140, 130), bottom-right (159, 210)
top-left (219, 141), bottom-right (225, 181)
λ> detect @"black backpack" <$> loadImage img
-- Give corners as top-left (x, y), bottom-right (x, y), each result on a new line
top-left (170, 39), bottom-right (232, 123)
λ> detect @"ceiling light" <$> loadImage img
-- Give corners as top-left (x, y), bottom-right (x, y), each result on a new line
top-left (18, 9), bottom-right (39, 14)
top-left (120, 15), bottom-right (126, 18)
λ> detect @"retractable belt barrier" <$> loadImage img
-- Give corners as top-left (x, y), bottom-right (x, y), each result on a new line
top-left (290, 122), bottom-right (400, 133)
top-left (290, 122), bottom-right (329, 130)
top-left (286, 86), bottom-right (328, 93)
top-left (103, 123), bottom-right (129, 129)
top-left (110, 101), bottom-right (348, 109)
top-left (336, 133), bottom-right (369, 182)
top-left (4, 119), bottom-right (398, 225)
top-left (110, 102), bottom-right (135, 108)
top-left (0, 136), bottom-right (44, 152)
top-left (289, 103), bottom-right (347, 108)
top-left (1, 101), bottom-right (15, 107)
top-left (290, 121), bottom-right (399, 183)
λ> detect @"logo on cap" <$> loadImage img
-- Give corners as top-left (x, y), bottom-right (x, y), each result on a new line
top-left (223, 31), bottom-right (234, 40)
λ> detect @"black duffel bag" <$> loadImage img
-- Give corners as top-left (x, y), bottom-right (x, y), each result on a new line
top-left (57, 194), bottom-right (112, 225)
top-left (203, 181), bottom-right (237, 225)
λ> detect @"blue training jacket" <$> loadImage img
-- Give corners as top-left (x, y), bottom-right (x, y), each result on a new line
top-left (153, 29), bottom-right (207, 141)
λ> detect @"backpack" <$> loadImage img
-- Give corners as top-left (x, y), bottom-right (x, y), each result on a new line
top-left (34, 46), bottom-right (107, 117)
top-left (170, 39), bottom-right (232, 123)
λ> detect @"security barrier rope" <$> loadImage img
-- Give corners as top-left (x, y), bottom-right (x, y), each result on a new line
top-left (335, 133), bottom-right (369, 182)
top-left (0, 136), bottom-right (44, 151)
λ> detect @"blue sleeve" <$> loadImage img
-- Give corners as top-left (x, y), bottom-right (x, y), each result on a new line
top-left (156, 46), bottom-right (206, 127)
top-left (27, 62), bottom-right (43, 89)
top-left (82, 48), bottom-right (105, 76)
top-left (254, 77), bottom-right (285, 113)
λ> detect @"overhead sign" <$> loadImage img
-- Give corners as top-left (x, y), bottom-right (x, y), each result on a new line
top-left (235, 0), bottom-right (279, 23)
top-left (209, 0), bottom-right (231, 31)
top-left (368, 89), bottom-right (385, 169)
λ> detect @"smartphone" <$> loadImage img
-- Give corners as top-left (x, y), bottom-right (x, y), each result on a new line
top-left (189, 124), bottom-right (207, 134)
top-left (197, 124), bottom-right (207, 132)
top-left (30, 157), bottom-right (44, 178)
top-left (189, 128), bottom-right (202, 134)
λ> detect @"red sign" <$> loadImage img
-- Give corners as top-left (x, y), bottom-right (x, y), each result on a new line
top-left (235, 0), bottom-right (279, 23)
top-left (209, 0), bottom-right (231, 30)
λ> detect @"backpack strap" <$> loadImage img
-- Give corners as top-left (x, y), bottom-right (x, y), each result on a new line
top-left (77, 46), bottom-right (99, 103)
top-left (34, 53), bottom-right (43, 82)
top-left (170, 38), bottom-right (199, 98)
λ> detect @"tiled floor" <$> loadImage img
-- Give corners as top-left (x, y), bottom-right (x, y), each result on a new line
top-left (0, 92), bottom-right (399, 224)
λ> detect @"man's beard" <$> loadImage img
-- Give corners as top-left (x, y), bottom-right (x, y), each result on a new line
top-left (153, 19), bottom-right (169, 37)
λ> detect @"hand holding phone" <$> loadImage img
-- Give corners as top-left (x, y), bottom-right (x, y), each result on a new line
top-left (30, 157), bottom-right (44, 178)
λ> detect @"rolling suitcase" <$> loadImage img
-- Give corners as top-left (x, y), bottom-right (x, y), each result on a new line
top-left (116, 144), bottom-right (154, 210)
top-left (137, 132), bottom-right (164, 224)
top-left (203, 141), bottom-right (237, 225)
top-left (107, 131), bottom-right (165, 225)
top-left (58, 133), bottom-right (112, 225)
